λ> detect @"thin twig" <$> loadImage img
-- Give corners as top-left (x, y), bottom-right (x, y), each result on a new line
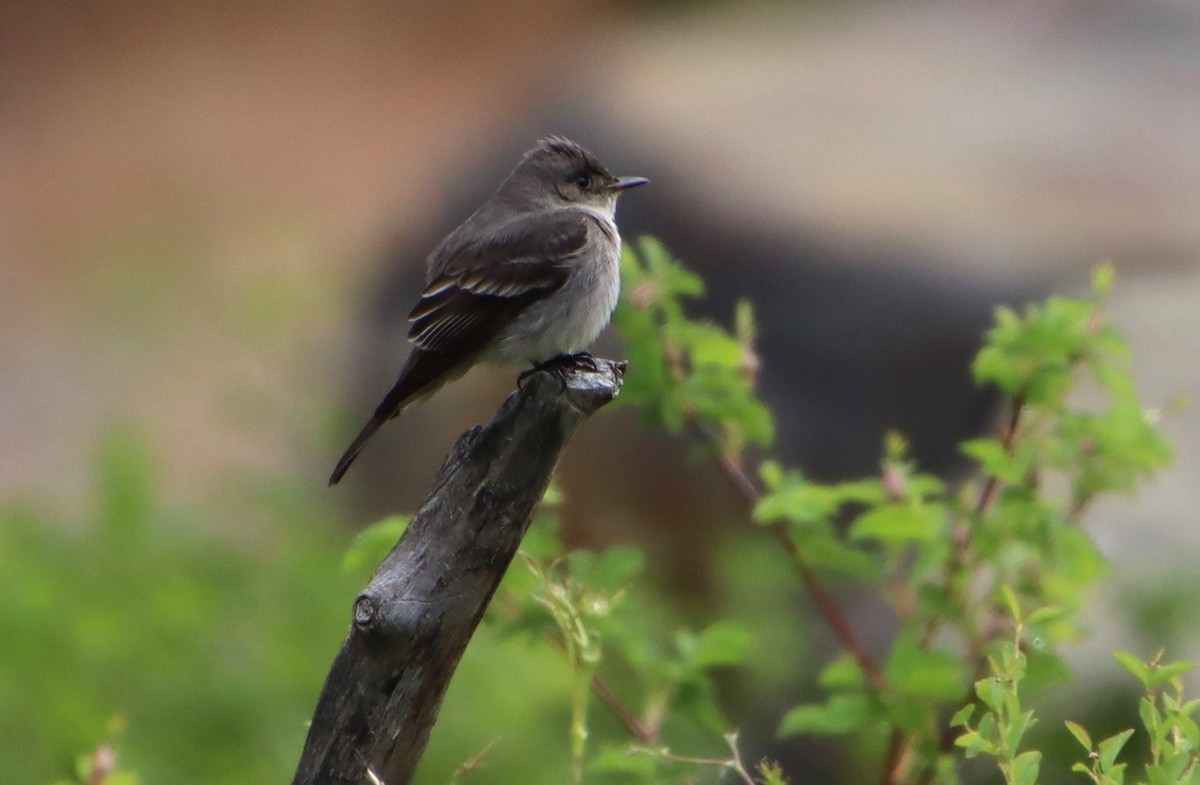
top-left (687, 421), bottom-right (889, 693)
top-left (542, 630), bottom-right (659, 744)
top-left (909, 398), bottom-right (1026, 785)
top-left (591, 673), bottom-right (658, 744)
top-left (725, 732), bottom-right (760, 785)
top-left (639, 747), bottom-right (755, 785)
top-left (912, 658), bottom-right (992, 785)
top-left (972, 396), bottom-right (1025, 518)
top-left (880, 729), bottom-right (908, 785)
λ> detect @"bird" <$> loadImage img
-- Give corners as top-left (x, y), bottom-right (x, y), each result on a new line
top-left (329, 136), bottom-right (648, 485)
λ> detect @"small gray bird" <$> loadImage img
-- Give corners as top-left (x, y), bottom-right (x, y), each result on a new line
top-left (329, 136), bottom-right (648, 485)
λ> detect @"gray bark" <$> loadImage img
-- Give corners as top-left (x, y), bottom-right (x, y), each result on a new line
top-left (292, 359), bottom-right (626, 785)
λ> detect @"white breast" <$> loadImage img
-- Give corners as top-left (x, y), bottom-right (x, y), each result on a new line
top-left (488, 211), bottom-right (622, 365)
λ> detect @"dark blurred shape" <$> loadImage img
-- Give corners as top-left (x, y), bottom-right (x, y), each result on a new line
top-left (341, 117), bottom-right (1019, 518)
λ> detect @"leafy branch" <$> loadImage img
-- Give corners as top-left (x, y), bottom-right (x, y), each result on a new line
top-left (340, 240), bottom-right (1177, 785)
top-left (612, 240), bottom-right (1173, 784)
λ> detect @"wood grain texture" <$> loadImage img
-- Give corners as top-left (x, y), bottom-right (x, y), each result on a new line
top-left (293, 358), bottom-right (626, 785)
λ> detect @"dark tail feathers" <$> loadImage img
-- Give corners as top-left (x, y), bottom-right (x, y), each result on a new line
top-left (328, 348), bottom-right (465, 485)
top-left (328, 414), bottom-right (388, 485)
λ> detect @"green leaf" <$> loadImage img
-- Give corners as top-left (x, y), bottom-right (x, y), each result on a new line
top-left (885, 639), bottom-right (967, 701)
top-left (1064, 720), bottom-right (1092, 751)
top-left (999, 585), bottom-right (1022, 623)
top-left (1113, 651), bottom-right (1151, 687)
top-left (1011, 750), bottom-right (1041, 785)
top-left (1026, 606), bottom-right (1066, 626)
top-left (950, 704), bottom-right (975, 729)
top-left (1139, 696), bottom-right (1160, 738)
top-left (787, 526), bottom-right (881, 582)
top-left (972, 344), bottom-right (1021, 395)
top-left (1174, 713), bottom-right (1200, 748)
top-left (954, 729), bottom-right (996, 758)
top-left (819, 656), bottom-right (866, 691)
top-left (692, 621), bottom-right (753, 668)
top-left (688, 325), bottom-right (743, 368)
top-left (976, 677), bottom-right (1005, 712)
top-left (1003, 710), bottom-right (1037, 758)
top-left (1147, 660), bottom-right (1196, 690)
top-left (849, 504), bottom-right (940, 543)
top-left (778, 694), bottom-right (872, 737)
top-left (961, 438), bottom-right (1030, 484)
top-left (977, 713), bottom-right (998, 747)
top-left (754, 480), bottom-right (840, 525)
top-left (1097, 729), bottom-right (1135, 771)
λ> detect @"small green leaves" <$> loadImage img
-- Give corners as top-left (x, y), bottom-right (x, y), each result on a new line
top-left (604, 245), bottom-right (1177, 784)
top-left (956, 724), bottom-right (998, 758)
top-left (1114, 650), bottom-right (1197, 691)
top-left (615, 237), bottom-right (774, 451)
top-left (1065, 652), bottom-right (1200, 785)
top-left (1064, 722), bottom-right (1134, 785)
top-left (954, 631), bottom-right (1048, 784)
top-left (972, 296), bottom-right (1097, 405)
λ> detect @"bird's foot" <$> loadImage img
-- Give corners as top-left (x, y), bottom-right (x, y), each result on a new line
top-left (518, 352), bottom-right (599, 390)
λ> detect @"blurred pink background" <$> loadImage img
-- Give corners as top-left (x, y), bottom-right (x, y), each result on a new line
top-left (3, 0), bottom-right (1198, 584)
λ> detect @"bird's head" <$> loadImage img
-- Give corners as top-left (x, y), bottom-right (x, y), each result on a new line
top-left (506, 136), bottom-right (648, 215)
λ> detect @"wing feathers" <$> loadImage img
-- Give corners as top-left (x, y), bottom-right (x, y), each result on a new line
top-left (406, 210), bottom-right (588, 353)
top-left (329, 209), bottom-right (593, 484)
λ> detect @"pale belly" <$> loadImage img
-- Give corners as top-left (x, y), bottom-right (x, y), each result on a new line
top-left (487, 233), bottom-right (622, 365)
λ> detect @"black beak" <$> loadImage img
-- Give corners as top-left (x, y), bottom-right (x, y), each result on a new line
top-left (608, 176), bottom-right (649, 192)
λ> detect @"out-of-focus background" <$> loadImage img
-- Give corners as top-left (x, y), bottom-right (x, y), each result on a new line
top-left (3, 2), bottom-right (1199, 783)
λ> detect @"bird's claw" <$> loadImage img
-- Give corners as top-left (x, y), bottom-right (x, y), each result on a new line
top-left (517, 352), bottom-right (599, 391)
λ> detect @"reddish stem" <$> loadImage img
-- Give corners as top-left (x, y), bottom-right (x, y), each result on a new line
top-left (690, 422), bottom-right (889, 693)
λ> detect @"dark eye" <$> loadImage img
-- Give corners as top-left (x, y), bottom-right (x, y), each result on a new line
top-left (575, 174), bottom-right (592, 189)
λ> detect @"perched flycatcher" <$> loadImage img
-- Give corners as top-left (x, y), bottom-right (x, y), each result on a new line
top-left (329, 136), bottom-right (648, 484)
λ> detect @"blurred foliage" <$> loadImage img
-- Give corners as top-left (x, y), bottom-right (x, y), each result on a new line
top-left (0, 429), bottom-right (358, 784)
top-left (4, 241), bottom-right (1193, 785)
top-left (610, 241), bottom-right (1185, 784)
top-left (0, 433), bottom-right (599, 785)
